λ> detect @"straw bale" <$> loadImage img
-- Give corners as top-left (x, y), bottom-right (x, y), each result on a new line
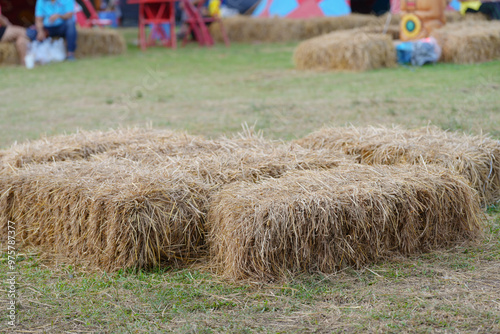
top-left (208, 16), bottom-right (301, 43)
top-left (0, 29), bottom-right (125, 66)
top-left (354, 24), bottom-right (400, 40)
top-left (379, 12), bottom-right (401, 26)
top-left (209, 164), bottom-right (483, 281)
top-left (0, 128), bottom-right (202, 171)
top-left (0, 158), bottom-right (210, 271)
top-left (209, 14), bottom-right (380, 43)
top-left (293, 31), bottom-right (396, 71)
top-left (97, 132), bottom-right (349, 184)
top-left (1, 127), bottom-right (348, 184)
top-left (375, 11), bottom-right (476, 28)
top-left (171, 144), bottom-right (347, 184)
top-left (447, 12), bottom-right (489, 23)
top-left (0, 42), bottom-right (19, 66)
top-left (75, 28), bottom-right (126, 58)
top-left (0, 129), bottom-right (349, 272)
top-left (297, 14), bottom-right (381, 40)
top-left (296, 126), bottom-right (500, 204)
top-left (431, 21), bottom-right (500, 64)
top-left (208, 12), bottom-right (488, 44)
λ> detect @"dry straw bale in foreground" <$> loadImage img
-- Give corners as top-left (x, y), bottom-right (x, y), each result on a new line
top-left (296, 126), bottom-right (500, 205)
top-left (98, 133), bottom-right (349, 185)
top-left (293, 31), bottom-right (396, 71)
top-left (0, 130), bottom-right (350, 272)
top-left (75, 28), bottom-right (126, 58)
top-left (0, 128), bottom-right (203, 171)
top-left (431, 21), bottom-right (500, 64)
top-left (209, 164), bottom-right (483, 281)
top-left (0, 159), bottom-right (210, 271)
top-left (178, 143), bottom-right (346, 184)
top-left (1, 126), bottom-right (349, 185)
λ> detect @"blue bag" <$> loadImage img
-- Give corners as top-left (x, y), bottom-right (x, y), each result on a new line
top-left (396, 42), bottom-right (414, 65)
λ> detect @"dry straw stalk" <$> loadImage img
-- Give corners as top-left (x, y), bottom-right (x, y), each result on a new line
top-left (296, 126), bottom-right (500, 205)
top-left (0, 128), bottom-right (201, 171)
top-left (1, 127), bottom-right (349, 184)
top-left (209, 164), bottom-right (483, 281)
top-left (98, 133), bottom-right (349, 184)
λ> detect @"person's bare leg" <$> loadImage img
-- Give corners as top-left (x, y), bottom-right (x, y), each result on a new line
top-left (2, 26), bottom-right (29, 66)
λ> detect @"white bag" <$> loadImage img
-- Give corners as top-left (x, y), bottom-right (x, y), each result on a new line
top-left (32, 38), bottom-right (66, 64)
top-left (50, 38), bottom-right (66, 62)
top-left (32, 39), bottom-right (51, 64)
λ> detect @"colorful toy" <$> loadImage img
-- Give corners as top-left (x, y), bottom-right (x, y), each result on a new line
top-left (400, 0), bottom-right (447, 41)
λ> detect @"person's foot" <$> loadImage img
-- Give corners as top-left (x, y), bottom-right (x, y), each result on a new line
top-left (66, 54), bottom-right (76, 61)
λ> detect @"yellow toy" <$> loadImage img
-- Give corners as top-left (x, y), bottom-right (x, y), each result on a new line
top-left (209, 0), bottom-right (221, 17)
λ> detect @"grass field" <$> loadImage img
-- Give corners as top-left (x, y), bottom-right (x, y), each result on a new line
top-left (0, 29), bottom-right (499, 333)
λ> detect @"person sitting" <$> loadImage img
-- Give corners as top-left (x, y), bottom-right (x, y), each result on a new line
top-left (0, 13), bottom-right (30, 66)
top-left (34, 0), bottom-right (78, 60)
top-left (459, 0), bottom-right (500, 20)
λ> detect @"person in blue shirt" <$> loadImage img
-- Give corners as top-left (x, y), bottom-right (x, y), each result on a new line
top-left (34, 0), bottom-right (77, 60)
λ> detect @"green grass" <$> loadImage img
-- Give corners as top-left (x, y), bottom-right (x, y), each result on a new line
top-left (1, 29), bottom-right (500, 147)
top-left (0, 29), bottom-right (500, 333)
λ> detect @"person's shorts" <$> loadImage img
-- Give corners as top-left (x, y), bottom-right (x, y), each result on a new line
top-left (26, 27), bottom-right (37, 41)
top-left (0, 26), bottom-right (6, 41)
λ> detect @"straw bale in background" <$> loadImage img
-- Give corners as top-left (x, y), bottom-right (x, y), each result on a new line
top-left (75, 28), bottom-right (126, 58)
top-left (293, 31), bottom-right (396, 71)
top-left (431, 21), bottom-right (500, 64)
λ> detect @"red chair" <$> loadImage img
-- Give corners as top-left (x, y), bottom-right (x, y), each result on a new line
top-left (128, 0), bottom-right (178, 50)
top-left (181, 0), bottom-right (229, 47)
top-left (75, 0), bottom-right (112, 28)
